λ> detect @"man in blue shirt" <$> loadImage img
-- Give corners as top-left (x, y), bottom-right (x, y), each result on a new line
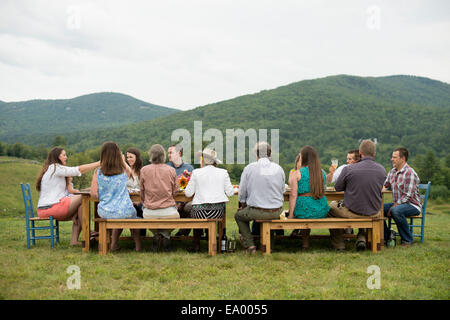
top-left (235, 142), bottom-right (286, 254)
top-left (167, 144), bottom-right (194, 236)
top-left (167, 144), bottom-right (194, 176)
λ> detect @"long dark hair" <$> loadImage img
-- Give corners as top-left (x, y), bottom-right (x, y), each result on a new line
top-left (100, 142), bottom-right (125, 176)
top-left (126, 147), bottom-right (143, 178)
top-left (299, 146), bottom-right (324, 199)
top-left (36, 147), bottom-right (64, 191)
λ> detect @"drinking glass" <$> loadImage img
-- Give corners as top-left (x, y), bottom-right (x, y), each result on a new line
top-left (331, 159), bottom-right (338, 169)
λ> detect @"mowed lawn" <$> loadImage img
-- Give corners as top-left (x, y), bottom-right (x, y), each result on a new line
top-left (0, 157), bottom-right (449, 300)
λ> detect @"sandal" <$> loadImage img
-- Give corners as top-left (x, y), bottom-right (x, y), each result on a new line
top-left (90, 231), bottom-right (99, 240)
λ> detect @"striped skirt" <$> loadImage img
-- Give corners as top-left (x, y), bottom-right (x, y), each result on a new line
top-left (191, 202), bottom-right (226, 219)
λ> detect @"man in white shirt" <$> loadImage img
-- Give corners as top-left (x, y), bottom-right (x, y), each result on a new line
top-left (235, 142), bottom-right (285, 254)
top-left (326, 149), bottom-right (360, 184)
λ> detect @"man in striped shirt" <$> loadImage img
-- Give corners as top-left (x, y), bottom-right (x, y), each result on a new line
top-left (384, 148), bottom-right (422, 246)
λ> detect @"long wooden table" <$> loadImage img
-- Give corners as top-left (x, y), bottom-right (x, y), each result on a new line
top-left (78, 190), bottom-right (226, 252)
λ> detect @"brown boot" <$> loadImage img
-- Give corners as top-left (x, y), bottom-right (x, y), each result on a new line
top-left (188, 230), bottom-right (201, 252)
top-left (300, 229), bottom-right (311, 250)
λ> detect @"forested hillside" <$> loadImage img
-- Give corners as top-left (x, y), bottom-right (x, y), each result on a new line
top-left (57, 75), bottom-right (450, 168)
top-left (0, 92), bottom-right (180, 143)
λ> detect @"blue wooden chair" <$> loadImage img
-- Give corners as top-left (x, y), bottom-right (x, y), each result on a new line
top-left (21, 183), bottom-right (59, 248)
top-left (388, 181), bottom-right (431, 243)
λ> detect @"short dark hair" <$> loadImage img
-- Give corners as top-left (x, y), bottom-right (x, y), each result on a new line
top-left (394, 147), bottom-right (409, 162)
top-left (348, 149), bottom-right (361, 162)
top-left (170, 144), bottom-right (183, 157)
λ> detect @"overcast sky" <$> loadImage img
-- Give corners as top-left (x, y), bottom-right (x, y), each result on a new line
top-left (0, 0), bottom-right (449, 110)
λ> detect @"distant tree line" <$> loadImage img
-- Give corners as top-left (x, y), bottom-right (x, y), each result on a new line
top-left (1, 136), bottom-right (449, 201)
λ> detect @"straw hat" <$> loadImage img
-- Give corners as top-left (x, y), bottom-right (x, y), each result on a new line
top-left (195, 148), bottom-right (222, 164)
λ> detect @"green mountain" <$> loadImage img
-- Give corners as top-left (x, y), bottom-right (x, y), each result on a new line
top-left (4, 75), bottom-right (450, 168)
top-left (0, 92), bottom-right (180, 143)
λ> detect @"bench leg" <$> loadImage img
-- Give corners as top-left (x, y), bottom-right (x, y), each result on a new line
top-left (82, 196), bottom-right (91, 252)
top-left (378, 219), bottom-right (384, 249)
top-left (99, 222), bottom-right (108, 255)
top-left (260, 223), bottom-right (271, 255)
top-left (208, 222), bottom-right (217, 256)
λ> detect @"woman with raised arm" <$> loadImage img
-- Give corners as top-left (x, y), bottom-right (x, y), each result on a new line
top-left (288, 146), bottom-right (329, 249)
top-left (90, 142), bottom-right (142, 252)
top-left (36, 147), bottom-right (100, 245)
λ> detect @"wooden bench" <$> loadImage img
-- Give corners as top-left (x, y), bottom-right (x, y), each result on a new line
top-left (256, 217), bottom-right (384, 254)
top-left (94, 218), bottom-right (220, 256)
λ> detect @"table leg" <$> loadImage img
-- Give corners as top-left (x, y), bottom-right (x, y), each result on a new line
top-left (217, 204), bottom-right (227, 250)
top-left (94, 202), bottom-right (99, 233)
top-left (81, 195), bottom-right (91, 253)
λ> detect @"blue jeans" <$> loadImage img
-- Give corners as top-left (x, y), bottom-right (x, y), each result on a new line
top-left (384, 203), bottom-right (420, 244)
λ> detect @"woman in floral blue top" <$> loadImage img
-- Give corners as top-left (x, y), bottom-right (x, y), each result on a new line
top-left (90, 142), bottom-right (141, 251)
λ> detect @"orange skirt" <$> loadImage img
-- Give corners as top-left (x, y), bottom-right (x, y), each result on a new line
top-left (37, 197), bottom-right (72, 220)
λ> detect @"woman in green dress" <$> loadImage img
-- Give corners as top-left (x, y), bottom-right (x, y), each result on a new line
top-left (288, 146), bottom-right (329, 249)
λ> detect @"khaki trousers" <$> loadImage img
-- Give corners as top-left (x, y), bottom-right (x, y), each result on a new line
top-left (143, 207), bottom-right (180, 239)
top-left (235, 206), bottom-right (283, 248)
top-left (328, 201), bottom-right (381, 249)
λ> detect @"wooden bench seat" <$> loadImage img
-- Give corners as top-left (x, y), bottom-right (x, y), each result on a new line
top-left (255, 217), bottom-right (384, 254)
top-left (94, 218), bottom-right (220, 256)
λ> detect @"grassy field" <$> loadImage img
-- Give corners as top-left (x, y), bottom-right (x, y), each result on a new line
top-left (0, 157), bottom-right (449, 300)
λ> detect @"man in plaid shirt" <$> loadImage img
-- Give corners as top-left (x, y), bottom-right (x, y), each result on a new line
top-left (384, 147), bottom-right (422, 246)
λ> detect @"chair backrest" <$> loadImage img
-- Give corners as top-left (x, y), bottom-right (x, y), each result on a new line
top-left (418, 181), bottom-right (431, 215)
top-left (20, 183), bottom-right (35, 219)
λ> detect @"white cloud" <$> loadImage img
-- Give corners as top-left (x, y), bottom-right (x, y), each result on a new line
top-left (0, 0), bottom-right (449, 109)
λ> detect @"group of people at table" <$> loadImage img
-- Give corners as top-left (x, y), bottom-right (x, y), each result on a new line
top-left (35, 139), bottom-right (423, 253)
